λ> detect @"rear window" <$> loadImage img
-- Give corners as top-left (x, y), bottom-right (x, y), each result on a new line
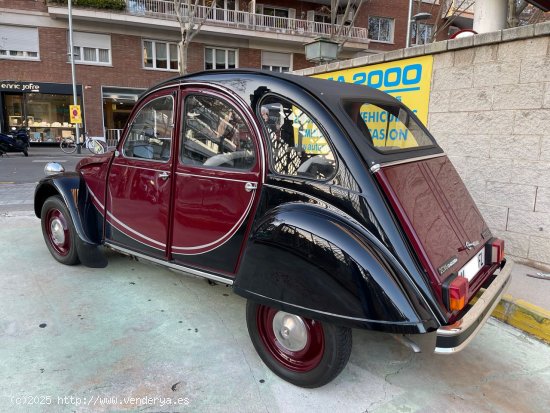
top-left (343, 101), bottom-right (435, 153)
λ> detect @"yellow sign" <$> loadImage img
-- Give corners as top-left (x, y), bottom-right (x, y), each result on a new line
top-left (313, 56), bottom-right (433, 149)
top-left (292, 106), bottom-right (330, 155)
top-left (69, 105), bottom-right (82, 124)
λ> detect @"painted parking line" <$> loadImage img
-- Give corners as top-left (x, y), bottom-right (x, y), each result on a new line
top-left (31, 160), bottom-right (68, 162)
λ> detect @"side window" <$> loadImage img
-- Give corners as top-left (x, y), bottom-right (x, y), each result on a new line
top-left (259, 95), bottom-right (336, 180)
top-left (123, 95), bottom-right (174, 161)
top-left (181, 95), bottom-right (256, 170)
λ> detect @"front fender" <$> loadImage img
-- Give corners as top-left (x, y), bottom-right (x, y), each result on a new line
top-left (34, 172), bottom-right (107, 268)
top-left (234, 203), bottom-right (438, 334)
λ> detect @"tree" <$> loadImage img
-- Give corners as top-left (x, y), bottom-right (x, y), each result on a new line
top-left (327, 0), bottom-right (366, 53)
top-left (173, 0), bottom-right (216, 75)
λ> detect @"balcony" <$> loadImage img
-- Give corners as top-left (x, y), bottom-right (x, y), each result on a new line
top-left (47, 0), bottom-right (368, 45)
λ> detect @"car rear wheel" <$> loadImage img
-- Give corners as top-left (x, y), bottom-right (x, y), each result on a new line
top-left (41, 195), bottom-right (80, 265)
top-left (246, 301), bottom-right (352, 388)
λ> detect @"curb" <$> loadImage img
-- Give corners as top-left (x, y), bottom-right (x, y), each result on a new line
top-left (492, 294), bottom-right (550, 344)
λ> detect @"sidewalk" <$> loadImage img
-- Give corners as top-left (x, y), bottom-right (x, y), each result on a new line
top-left (496, 260), bottom-right (550, 344)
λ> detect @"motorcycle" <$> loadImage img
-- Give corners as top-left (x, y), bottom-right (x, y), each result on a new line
top-left (0, 127), bottom-right (30, 157)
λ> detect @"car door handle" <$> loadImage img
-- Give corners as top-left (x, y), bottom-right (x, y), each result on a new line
top-left (244, 182), bottom-right (257, 192)
top-left (159, 171), bottom-right (170, 181)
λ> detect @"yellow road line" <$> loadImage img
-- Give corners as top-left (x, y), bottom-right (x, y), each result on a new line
top-left (493, 294), bottom-right (550, 344)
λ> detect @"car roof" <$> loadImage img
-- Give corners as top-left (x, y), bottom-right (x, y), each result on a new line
top-left (145, 69), bottom-right (442, 165)
top-left (149, 69), bottom-right (399, 108)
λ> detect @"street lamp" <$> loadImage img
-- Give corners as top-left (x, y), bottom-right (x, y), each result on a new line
top-left (305, 38), bottom-right (339, 65)
top-left (405, 0), bottom-right (432, 48)
top-left (68, 0), bottom-right (82, 154)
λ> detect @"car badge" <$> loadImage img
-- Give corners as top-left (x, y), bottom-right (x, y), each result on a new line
top-left (438, 256), bottom-right (458, 275)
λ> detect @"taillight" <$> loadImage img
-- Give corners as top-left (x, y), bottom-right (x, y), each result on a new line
top-left (486, 238), bottom-right (505, 264)
top-left (443, 274), bottom-right (469, 312)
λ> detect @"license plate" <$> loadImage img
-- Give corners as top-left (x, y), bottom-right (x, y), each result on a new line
top-left (458, 248), bottom-right (485, 281)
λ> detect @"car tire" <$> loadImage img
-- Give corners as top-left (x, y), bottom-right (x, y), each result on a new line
top-left (41, 195), bottom-right (80, 265)
top-left (246, 300), bottom-right (352, 388)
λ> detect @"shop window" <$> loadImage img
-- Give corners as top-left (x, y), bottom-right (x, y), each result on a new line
top-left (181, 95), bottom-right (255, 170)
top-left (261, 51), bottom-right (291, 73)
top-left (368, 16), bottom-right (394, 42)
top-left (0, 25), bottom-right (39, 60)
top-left (205, 47), bottom-right (237, 70)
top-left (3, 92), bottom-right (83, 143)
top-left (71, 32), bottom-right (111, 65)
top-left (258, 95), bottom-right (336, 180)
top-left (143, 40), bottom-right (178, 71)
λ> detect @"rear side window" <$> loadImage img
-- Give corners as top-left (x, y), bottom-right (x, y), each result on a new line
top-left (181, 95), bottom-right (256, 170)
top-left (259, 95), bottom-right (336, 180)
top-left (344, 101), bottom-right (435, 153)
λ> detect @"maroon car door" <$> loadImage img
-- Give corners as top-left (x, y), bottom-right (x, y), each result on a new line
top-left (170, 89), bottom-right (262, 276)
top-left (106, 90), bottom-right (176, 259)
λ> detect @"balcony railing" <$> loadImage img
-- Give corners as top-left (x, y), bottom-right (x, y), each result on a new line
top-left (125, 0), bottom-right (368, 41)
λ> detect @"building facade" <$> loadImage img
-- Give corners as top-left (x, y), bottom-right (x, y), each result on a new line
top-left (1, 0), bottom-right (449, 141)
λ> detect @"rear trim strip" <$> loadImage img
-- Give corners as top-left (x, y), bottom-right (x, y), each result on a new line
top-left (370, 153), bottom-right (446, 172)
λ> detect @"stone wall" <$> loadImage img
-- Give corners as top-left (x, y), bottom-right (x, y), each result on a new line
top-left (293, 21), bottom-right (550, 269)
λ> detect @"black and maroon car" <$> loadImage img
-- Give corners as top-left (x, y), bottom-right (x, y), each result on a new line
top-left (35, 70), bottom-right (512, 388)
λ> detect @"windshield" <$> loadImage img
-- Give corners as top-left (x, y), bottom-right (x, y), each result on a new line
top-left (343, 101), bottom-right (435, 153)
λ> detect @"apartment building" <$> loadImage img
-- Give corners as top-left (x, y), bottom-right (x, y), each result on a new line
top-left (0, 0), bottom-right (446, 142)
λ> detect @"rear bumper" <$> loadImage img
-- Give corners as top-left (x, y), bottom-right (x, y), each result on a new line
top-left (434, 259), bottom-right (514, 354)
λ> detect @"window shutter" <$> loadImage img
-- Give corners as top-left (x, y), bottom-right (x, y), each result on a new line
top-left (306, 10), bottom-right (314, 21)
top-left (262, 51), bottom-right (291, 67)
top-left (0, 25), bottom-right (39, 53)
top-left (288, 8), bottom-right (296, 19)
top-left (73, 32), bottom-right (111, 50)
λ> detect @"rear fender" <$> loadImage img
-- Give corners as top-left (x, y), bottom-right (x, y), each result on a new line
top-left (34, 172), bottom-right (107, 268)
top-left (234, 203), bottom-right (437, 333)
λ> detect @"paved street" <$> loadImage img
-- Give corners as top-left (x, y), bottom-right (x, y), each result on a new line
top-left (0, 212), bottom-right (549, 413)
top-left (0, 147), bottom-right (87, 212)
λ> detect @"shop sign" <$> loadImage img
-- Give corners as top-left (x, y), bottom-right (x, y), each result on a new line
top-left (70, 105), bottom-right (82, 124)
top-left (312, 56), bottom-right (433, 149)
top-left (0, 81), bottom-right (40, 93)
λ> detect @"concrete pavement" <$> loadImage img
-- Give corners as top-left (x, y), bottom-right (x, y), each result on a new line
top-left (1, 212), bottom-right (550, 413)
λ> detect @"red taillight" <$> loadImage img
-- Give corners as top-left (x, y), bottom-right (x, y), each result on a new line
top-left (486, 238), bottom-right (505, 264)
top-left (448, 276), bottom-right (468, 311)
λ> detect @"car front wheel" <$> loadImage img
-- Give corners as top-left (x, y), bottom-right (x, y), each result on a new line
top-left (41, 195), bottom-right (80, 265)
top-left (246, 301), bottom-right (352, 388)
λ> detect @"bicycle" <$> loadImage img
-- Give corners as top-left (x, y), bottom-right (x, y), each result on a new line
top-left (60, 132), bottom-right (107, 155)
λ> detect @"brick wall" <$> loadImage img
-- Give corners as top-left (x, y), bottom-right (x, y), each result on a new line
top-left (1, 28), bottom-right (192, 136)
top-left (0, 0), bottom-right (47, 12)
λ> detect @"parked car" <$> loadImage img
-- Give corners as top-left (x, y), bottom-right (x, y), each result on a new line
top-left (35, 70), bottom-right (512, 388)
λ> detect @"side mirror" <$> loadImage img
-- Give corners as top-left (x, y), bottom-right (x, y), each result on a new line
top-left (44, 162), bottom-right (65, 176)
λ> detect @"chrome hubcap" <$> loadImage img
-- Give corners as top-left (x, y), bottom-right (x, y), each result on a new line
top-left (272, 311), bottom-right (308, 352)
top-left (50, 217), bottom-right (65, 246)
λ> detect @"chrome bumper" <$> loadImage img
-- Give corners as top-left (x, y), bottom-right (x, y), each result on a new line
top-left (434, 259), bottom-right (514, 354)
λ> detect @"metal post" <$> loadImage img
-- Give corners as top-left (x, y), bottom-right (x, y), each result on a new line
top-left (405, 0), bottom-right (413, 48)
top-left (68, 0), bottom-right (81, 154)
